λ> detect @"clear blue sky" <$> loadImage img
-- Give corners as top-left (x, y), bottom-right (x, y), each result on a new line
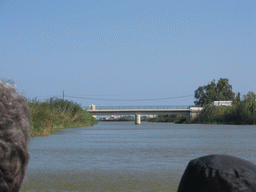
top-left (1, 0), bottom-right (255, 107)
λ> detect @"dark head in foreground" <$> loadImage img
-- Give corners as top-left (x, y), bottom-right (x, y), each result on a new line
top-left (178, 154), bottom-right (256, 192)
top-left (0, 80), bottom-right (30, 192)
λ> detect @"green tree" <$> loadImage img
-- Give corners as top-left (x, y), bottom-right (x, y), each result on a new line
top-left (194, 78), bottom-right (235, 106)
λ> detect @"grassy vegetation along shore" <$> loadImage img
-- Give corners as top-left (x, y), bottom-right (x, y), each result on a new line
top-left (28, 97), bottom-right (97, 137)
top-left (189, 103), bottom-right (256, 125)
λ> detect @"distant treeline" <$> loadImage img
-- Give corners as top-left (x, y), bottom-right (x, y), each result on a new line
top-left (100, 115), bottom-right (187, 123)
top-left (100, 116), bottom-right (134, 121)
top-left (144, 114), bottom-right (187, 124)
top-left (28, 97), bottom-right (97, 137)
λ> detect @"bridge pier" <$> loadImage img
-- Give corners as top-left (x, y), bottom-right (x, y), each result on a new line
top-left (135, 114), bottom-right (141, 125)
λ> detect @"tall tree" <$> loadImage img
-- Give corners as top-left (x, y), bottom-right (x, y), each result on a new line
top-left (194, 78), bottom-right (235, 106)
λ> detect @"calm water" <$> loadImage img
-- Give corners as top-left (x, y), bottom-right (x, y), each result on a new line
top-left (21, 122), bottom-right (256, 192)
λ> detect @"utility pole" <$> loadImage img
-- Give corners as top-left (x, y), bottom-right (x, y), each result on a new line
top-left (63, 90), bottom-right (64, 100)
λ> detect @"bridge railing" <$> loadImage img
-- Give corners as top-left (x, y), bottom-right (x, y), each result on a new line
top-left (84, 105), bottom-right (193, 110)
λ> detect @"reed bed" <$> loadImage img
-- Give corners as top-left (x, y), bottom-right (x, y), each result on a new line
top-left (28, 97), bottom-right (97, 137)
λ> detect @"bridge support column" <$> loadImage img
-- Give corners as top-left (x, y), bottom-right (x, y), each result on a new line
top-left (135, 114), bottom-right (141, 125)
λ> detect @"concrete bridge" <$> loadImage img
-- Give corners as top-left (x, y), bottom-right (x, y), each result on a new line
top-left (87, 105), bottom-right (203, 124)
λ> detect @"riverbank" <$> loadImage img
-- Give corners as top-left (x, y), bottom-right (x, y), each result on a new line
top-left (142, 103), bottom-right (256, 125)
top-left (28, 98), bottom-right (97, 137)
top-left (189, 102), bottom-right (256, 125)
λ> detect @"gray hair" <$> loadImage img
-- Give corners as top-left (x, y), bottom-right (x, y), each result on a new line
top-left (0, 80), bottom-right (30, 191)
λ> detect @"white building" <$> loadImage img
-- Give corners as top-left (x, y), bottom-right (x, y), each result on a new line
top-left (212, 101), bottom-right (232, 106)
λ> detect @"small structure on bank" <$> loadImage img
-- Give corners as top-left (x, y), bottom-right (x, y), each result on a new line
top-left (90, 104), bottom-right (96, 110)
top-left (190, 107), bottom-right (203, 119)
top-left (89, 104), bottom-right (96, 118)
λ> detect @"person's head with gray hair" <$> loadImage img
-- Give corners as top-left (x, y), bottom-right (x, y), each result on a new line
top-left (0, 80), bottom-right (30, 191)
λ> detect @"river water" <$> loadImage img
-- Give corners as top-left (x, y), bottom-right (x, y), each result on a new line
top-left (21, 121), bottom-right (256, 192)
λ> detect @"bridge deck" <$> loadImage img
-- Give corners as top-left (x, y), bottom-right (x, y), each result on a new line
top-left (84, 105), bottom-right (192, 110)
top-left (87, 109), bottom-right (191, 115)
